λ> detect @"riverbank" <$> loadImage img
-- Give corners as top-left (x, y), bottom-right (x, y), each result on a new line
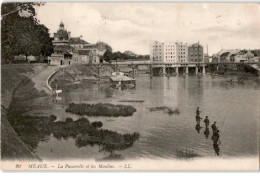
top-left (49, 64), bottom-right (112, 91)
top-left (4, 64), bottom-right (140, 160)
top-left (1, 64), bottom-right (47, 160)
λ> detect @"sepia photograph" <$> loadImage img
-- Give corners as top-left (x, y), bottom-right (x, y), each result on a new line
top-left (1, 1), bottom-right (259, 171)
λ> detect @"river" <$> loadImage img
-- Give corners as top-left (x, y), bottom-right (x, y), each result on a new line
top-left (31, 74), bottom-right (259, 160)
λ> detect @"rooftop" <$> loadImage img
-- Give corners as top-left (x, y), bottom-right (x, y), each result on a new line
top-left (78, 50), bottom-right (92, 55)
top-left (110, 74), bottom-right (135, 82)
top-left (69, 37), bottom-right (89, 45)
top-left (54, 45), bottom-right (74, 52)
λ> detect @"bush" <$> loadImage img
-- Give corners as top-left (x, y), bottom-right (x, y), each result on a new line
top-left (91, 121), bottom-right (103, 128)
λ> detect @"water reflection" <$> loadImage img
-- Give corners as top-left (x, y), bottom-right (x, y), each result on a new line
top-left (195, 123), bottom-right (203, 133)
top-left (8, 111), bottom-right (139, 159)
top-left (204, 127), bottom-right (210, 139)
top-left (213, 143), bottom-right (220, 156)
top-left (212, 130), bottom-right (220, 156)
top-left (12, 74), bottom-right (260, 159)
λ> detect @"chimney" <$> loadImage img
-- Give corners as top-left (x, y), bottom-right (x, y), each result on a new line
top-left (68, 32), bottom-right (71, 40)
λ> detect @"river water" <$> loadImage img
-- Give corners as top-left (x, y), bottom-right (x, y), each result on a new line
top-left (33, 74), bottom-right (259, 160)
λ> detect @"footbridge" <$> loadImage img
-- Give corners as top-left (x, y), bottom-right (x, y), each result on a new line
top-left (85, 61), bottom-right (260, 76)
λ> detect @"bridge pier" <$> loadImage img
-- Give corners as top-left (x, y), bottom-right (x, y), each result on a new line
top-left (186, 66), bottom-right (189, 74)
top-left (195, 66), bottom-right (198, 75)
top-left (162, 67), bottom-right (166, 75)
top-left (202, 65), bottom-right (206, 74)
top-left (176, 67), bottom-right (179, 75)
top-left (149, 65), bottom-right (153, 78)
top-left (166, 66), bottom-right (170, 77)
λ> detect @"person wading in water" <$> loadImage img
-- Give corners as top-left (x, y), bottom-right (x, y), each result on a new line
top-left (195, 107), bottom-right (202, 124)
top-left (204, 116), bottom-right (210, 128)
top-left (211, 121), bottom-right (217, 132)
top-left (196, 107), bottom-right (201, 115)
top-left (196, 114), bottom-right (202, 124)
top-left (212, 129), bottom-right (220, 155)
top-left (212, 130), bottom-right (220, 143)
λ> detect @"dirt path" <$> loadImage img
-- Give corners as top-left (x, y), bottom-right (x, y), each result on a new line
top-left (31, 65), bottom-right (59, 94)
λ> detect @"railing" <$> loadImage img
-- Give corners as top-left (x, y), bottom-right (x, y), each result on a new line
top-left (46, 67), bottom-right (61, 94)
top-left (86, 61), bottom-right (260, 66)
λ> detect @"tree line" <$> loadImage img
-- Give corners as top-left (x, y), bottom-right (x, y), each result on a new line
top-left (101, 50), bottom-right (150, 63)
top-left (1, 2), bottom-right (53, 64)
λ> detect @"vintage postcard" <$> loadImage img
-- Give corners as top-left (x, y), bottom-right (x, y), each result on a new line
top-left (1, 1), bottom-right (259, 171)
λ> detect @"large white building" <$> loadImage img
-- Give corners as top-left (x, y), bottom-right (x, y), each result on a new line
top-left (150, 41), bottom-right (188, 63)
top-left (150, 41), bottom-right (164, 63)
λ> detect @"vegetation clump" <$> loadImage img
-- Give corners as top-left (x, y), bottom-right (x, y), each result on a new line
top-left (149, 106), bottom-right (180, 115)
top-left (7, 111), bottom-right (139, 156)
top-left (65, 103), bottom-right (137, 117)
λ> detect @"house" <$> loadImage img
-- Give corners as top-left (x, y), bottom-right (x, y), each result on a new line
top-left (110, 72), bottom-right (136, 89)
top-left (81, 42), bottom-right (106, 63)
top-left (77, 50), bottom-right (93, 64)
top-left (219, 52), bottom-right (230, 62)
top-left (69, 37), bottom-right (89, 49)
top-left (48, 45), bottom-right (75, 65)
top-left (49, 22), bottom-right (107, 65)
top-left (188, 43), bottom-right (203, 62)
top-left (233, 50), bottom-right (254, 63)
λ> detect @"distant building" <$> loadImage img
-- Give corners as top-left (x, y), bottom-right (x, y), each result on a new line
top-left (188, 43), bottom-right (203, 62)
top-left (150, 41), bottom-right (188, 63)
top-left (48, 22), bottom-right (106, 65)
top-left (69, 37), bottom-right (89, 49)
top-left (204, 54), bottom-right (210, 63)
top-left (220, 52), bottom-right (230, 62)
top-left (53, 22), bottom-right (70, 46)
top-left (50, 45), bottom-right (75, 65)
top-left (150, 41), bottom-right (164, 63)
top-left (213, 49), bottom-right (256, 63)
top-left (233, 50), bottom-right (254, 63)
top-left (79, 42), bottom-right (107, 64)
top-left (170, 42), bottom-right (188, 62)
top-left (213, 49), bottom-right (240, 62)
top-left (251, 49), bottom-right (260, 57)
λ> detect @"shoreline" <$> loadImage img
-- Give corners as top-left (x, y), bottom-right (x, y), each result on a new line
top-left (1, 64), bottom-right (49, 160)
top-left (3, 64), bottom-right (140, 161)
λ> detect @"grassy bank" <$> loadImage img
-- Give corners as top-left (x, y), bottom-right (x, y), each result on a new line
top-left (65, 103), bottom-right (137, 117)
top-left (1, 64), bottom-right (47, 160)
top-left (207, 64), bottom-right (259, 76)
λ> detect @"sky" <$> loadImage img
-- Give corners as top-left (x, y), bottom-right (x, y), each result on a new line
top-left (35, 2), bottom-right (260, 55)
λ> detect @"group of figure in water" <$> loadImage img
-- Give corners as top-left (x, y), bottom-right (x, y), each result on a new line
top-left (195, 107), bottom-right (220, 156)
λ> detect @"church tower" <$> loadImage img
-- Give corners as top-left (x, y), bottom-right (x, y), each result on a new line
top-left (59, 21), bottom-right (64, 30)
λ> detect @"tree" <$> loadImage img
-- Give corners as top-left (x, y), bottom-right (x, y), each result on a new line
top-left (104, 44), bottom-right (112, 52)
top-left (1, 2), bottom-right (53, 63)
top-left (102, 50), bottom-right (113, 62)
